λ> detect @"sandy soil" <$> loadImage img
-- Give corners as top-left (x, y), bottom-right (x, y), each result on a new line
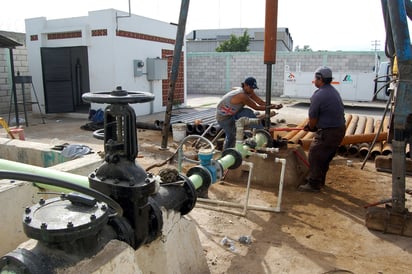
top-left (4, 99), bottom-right (412, 274)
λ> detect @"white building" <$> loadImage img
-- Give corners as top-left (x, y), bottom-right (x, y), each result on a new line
top-left (186, 27), bottom-right (293, 52)
top-left (25, 9), bottom-right (186, 116)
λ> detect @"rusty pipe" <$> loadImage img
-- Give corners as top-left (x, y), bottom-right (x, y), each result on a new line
top-left (346, 115), bottom-right (359, 135)
top-left (359, 117), bottom-right (376, 158)
top-left (283, 118), bottom-right (308, 140)
top-left (345, 114), bottom-right (353, 128)
top-left (288, 129), bottom-right (308, 144)
top-left (370, 120), bottom-right (383, 159)
top-left (382, 142), bottom-right (393, 155)
top-left (339, 114), bottom-right (359, 154)
top-left (348, 116), bottom-right (367, 155)
top-left (299, 132), bottom-right (388, 151)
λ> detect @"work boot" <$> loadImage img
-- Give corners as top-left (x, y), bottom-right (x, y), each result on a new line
top-left (298, 182), bottom-right (320, 193)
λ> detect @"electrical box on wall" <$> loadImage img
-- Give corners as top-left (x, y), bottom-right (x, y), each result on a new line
top-left (146, 58), bottom-right (168, 81)
top-left (133, 59), bottom-right (144, 77)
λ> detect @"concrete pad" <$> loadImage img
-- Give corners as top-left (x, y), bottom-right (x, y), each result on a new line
top-left (225, 144), bottom-right (309, 188)
top-left (135, 209), bottom-right (210, 274)
top-left (0, 137), bottom-right (67, 167)
top-left (0, 181), bottom-right (37, 256)
top-left (64, 241), bottom-right (143, 274)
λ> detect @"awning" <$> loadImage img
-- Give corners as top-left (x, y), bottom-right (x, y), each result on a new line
top-left (0, 34), bottom-right (22, 48)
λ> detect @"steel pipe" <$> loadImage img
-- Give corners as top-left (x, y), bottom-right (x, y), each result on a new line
top-left (338, 114), bottom-right (359, 154)
top-left (359, 117), bottom-right (375, 158)
top-left (283, 118), bottom-right (308, 141)
top-left (348, 116), bottom-right (367, 155)
top-left (299, 132), bottom-right (388, 150)
top-left (288, 129), bottom-right (308, 144)
top-left (382, 117), bottom-right (392, 155)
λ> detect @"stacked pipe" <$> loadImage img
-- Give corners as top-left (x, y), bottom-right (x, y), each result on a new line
top-left (153, 108), bottom-right (222, 138)
top-left (358, 117), bottom-right (375, 158)
top-left (283, 115), bottom-right (392, 159)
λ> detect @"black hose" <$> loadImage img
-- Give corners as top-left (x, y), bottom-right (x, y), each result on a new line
top-left (0, 170), bottom-right (123, 216)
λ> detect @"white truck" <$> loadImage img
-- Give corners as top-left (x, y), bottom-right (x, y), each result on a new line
top-left (283, 62), bottom-right (391, 102)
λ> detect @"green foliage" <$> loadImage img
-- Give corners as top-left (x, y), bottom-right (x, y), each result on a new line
top-left (216, 31), bottom-right (250, 52)
top-left (294, 45), bottom-right (313, 52)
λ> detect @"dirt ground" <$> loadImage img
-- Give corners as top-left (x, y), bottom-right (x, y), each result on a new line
top-left (3, 98), bottom-right (412, 274)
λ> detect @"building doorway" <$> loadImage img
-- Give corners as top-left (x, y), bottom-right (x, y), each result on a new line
top-left (41, 46), bottom-right (90, 113)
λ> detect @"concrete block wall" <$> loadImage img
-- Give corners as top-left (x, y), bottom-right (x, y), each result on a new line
top-left (0, 45), bottom-right (31, 116)
top-left (187, 51), bottom-right (387, 98)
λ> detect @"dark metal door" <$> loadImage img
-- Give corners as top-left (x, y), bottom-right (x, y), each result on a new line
top-left (41, 47), bottom-right (90, 113)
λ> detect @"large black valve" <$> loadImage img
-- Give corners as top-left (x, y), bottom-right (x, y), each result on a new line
top-left (82, 87), bottom-right (154, 158)
top-left (82, 87), bottom-right (163, 249)
top-left (82, 86), bottom-right (155, 104)
top-left (0, 87), bottom-right (200, 274)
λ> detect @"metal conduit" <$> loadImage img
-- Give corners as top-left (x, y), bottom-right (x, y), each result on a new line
top-left (381, 117), bottom-right (392, 155)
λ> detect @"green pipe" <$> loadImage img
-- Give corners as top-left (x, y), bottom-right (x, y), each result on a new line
top-left (189, 129), bottom-right (272, 191)
top-left (255, 132), bottom-right (269, 148)
top-left (188, 173), bottom-right (203, 190)
top-left (0, 159), bottom-right (89, 193)
top-left (235, 143), bottom-right (253, 158)
top-left (217, 153), bottom-right (237, 170)
top-left (188, 151), bottom-right (239, 190)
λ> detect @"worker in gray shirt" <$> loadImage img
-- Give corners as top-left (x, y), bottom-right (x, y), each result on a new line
top-left (298, 67), bottom-right (346, 192)
top-left (216, 77), bottom-right (282, 149)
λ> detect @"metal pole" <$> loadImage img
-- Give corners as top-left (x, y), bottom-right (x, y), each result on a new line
top-left (263, 0), bottom-right (278, 130)
top-left (161, 0), bottom-right (190, 149)
top-left (9, 48), bottom-right (19, 127)
top-left (387, 0), bottom-right (412, 213)
top-left (265, 64), bottom-right (272, 130)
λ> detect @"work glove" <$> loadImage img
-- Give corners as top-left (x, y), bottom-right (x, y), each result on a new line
top-left (267, 104), bottom-right (283, 110)
top-left (303, 123), bottom-right (318, 132)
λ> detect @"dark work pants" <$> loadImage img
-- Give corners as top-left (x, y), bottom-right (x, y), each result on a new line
top-left (218, 108), bottom-right (263, 149)
top-left (308, 126), bottom-right (346, 188)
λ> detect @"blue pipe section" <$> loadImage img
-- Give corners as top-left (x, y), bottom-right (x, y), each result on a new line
top-left (387, 0), bottom-right (412, 61)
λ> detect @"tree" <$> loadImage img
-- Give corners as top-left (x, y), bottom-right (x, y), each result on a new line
top-left (294, 45), bottom-right (313, 52)
top-left (216, 31), bottom-right (250, 52)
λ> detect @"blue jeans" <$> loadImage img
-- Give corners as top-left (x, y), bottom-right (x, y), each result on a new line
top-left (217, 108), bottom-right (263, 149)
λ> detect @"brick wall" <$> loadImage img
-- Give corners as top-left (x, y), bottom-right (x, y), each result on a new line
top-left (162, 49), bottom-right (185, 106)
top-left (186, 51), bottom-right (387, 97)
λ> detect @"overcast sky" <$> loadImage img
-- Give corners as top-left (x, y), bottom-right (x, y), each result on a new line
top-left (1, 0), bottom-right (410, 51)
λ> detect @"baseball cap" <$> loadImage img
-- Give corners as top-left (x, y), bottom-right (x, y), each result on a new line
top-left (244, 77), bottom-right (259, 89)
top-left (315, 66), bottom-right (333, 79)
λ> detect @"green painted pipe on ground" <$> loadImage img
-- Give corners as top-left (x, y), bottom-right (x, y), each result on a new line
top-left (218, 153), bottom-right (237, 170)
top-left (188, 151), bottom-right (238, 189)
top-left (0, 159), bottom-right (89, 192)
top-left (188, 173), bottom-right (203, 189)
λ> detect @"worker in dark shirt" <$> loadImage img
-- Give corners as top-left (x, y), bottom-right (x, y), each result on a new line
top-left (298, 67), bottom-right (346, 192)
